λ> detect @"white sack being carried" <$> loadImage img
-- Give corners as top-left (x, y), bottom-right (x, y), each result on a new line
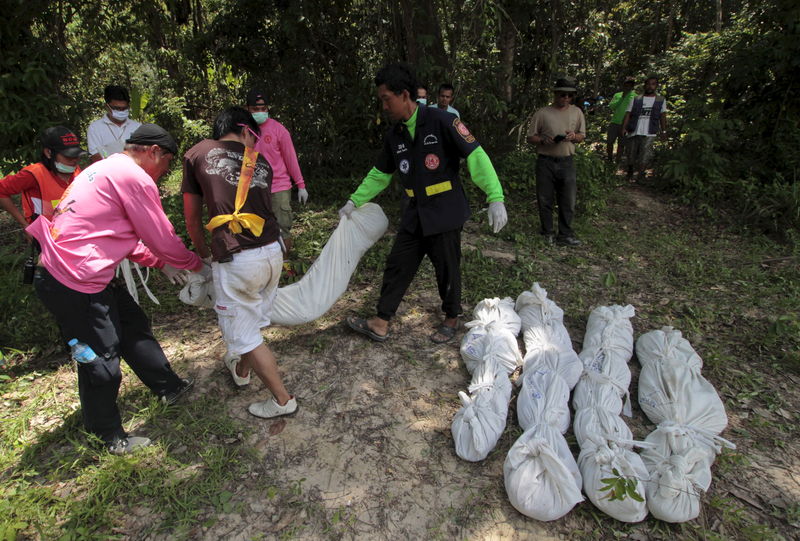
top-left (522, 327), bottom-right (582, 389)
top-left (504, 424), bottom-right (584, 521)
top-left (517, 367), bottom-right (570, 433)
top-left (636, 326), bottom-right (703, 371)
top-left (271, 203), bottom-right (388, 325)
top-left (581, 304), bottom-right (635, 367)
top-left (573, 407), bottom-right (634, 448)
top-left (472, 297), bottom-right (521, 336)
top-left (573, 370), bottom-right (631, 417)
top-left (578, 439), bottom-right (649, 523)
top-left (179, 272), bottom-right (215, 308)
top-left (638, 355), bottom-right (728, 434)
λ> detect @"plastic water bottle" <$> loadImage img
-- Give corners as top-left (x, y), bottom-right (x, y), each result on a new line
top-left (68, 339), bottom-right (98, 364)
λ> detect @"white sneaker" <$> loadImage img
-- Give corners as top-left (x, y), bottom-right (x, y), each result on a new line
top-left (248, 397), bottom-right (298, 419)
top-left (224, 352), bottom-right (250, 386)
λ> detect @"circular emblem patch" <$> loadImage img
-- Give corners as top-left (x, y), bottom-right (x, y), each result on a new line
top-left (399, 159), bottom-right (410, 174)
top-left (454, 119), bottom-right (476, 143)
top-left (264, 135), bottom-right (272, 144)
top-left (424, 153), bottom-right (440, 170)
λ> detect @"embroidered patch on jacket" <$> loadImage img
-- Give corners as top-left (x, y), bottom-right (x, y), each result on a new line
top-left (423, 134), bottom-right (439, 146)
top-left (424, 153), bottom-right (440, 170)
top-left (454, 119), bottom-right (475, 143)
top-left (399, 159), bottom-right (410, 174)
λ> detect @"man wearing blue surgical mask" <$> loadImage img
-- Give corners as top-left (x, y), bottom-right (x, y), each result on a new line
top-left (87, 85), bottom-right (142, 163)
top-left (416, 85), bottom-right (428, 106)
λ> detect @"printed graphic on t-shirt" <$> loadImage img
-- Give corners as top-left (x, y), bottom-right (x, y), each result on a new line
top-left (204, 147), bottom-right (270, 189)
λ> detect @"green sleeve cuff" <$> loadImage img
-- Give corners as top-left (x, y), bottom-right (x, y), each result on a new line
top-left (466, 147), bottom-right (504, 203)
top-left (350, 167), bottom-right (393, 207)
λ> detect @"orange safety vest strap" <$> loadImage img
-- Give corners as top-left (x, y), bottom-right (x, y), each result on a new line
top-left (21, 163), bottom-right (79, 221)
top-left (205, 147), bottom-right (265, 237)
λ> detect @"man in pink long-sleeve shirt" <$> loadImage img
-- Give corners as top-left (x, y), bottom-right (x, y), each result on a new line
top-left (246, 88), bottom-right (308, 252)
top-left (27, 124), bottom-right (209, 455)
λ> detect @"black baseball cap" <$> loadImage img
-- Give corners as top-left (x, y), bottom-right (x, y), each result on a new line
top-left (41, 126), bottom-right (87, 158)
top-left (125, 123), bottom-right (178, 155)
top-left (246, 88), bottom-right (268, 106)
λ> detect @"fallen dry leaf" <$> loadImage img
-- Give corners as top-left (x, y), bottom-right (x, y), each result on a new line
top-left (269, 419), bottom-right (287, 436)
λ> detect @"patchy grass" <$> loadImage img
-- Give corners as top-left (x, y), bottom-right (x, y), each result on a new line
top-left (1, 154), bottom-right (799, 539)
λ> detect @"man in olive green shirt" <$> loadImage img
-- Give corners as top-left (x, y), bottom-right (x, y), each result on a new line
top-left (606, 76), bottom-right (636, 162)
top-left (527, 76), bottom-right (586, 247)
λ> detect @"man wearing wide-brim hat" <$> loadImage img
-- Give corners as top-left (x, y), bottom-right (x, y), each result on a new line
top-left (526, 75), bottom-right (586, 247)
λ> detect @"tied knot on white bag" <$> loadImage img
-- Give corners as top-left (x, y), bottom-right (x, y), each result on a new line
top-left (179, 272), bottom-right (215, 308)
top-left (511, 439), bottom-right (547, 467)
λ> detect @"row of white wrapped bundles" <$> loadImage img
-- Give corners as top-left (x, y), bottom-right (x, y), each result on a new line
top-left (574, 305), bottom-right (648, 523)
top-left (636, 327), bottom-right (735, 522)
top-left (504, 284), bottom-right (583, 521)
top-left (453, 299), bottom-right (521, 461)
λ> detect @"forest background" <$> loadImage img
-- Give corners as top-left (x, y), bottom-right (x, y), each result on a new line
top-left (1, 1), bottom-right (800, 538)
top-left (1, 0), bottom-right (798, 239)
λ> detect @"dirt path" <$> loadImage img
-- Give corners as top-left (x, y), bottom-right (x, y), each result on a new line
top-left (124, 183), bottom-right (798, 540)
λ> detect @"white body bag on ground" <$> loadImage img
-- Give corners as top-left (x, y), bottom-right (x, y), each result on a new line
top-left (636, 328), bottom-right (728, 434)
top-left (504, 423), bottom-right (583, 521)
top-left (271, 203), bottom-right (388, 325)
top-left (578, 438), bottom-right (649, 523)
top-left (451, 358), bottom-right (512, 462)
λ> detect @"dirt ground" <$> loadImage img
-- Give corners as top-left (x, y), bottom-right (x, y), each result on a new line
top-left (108, 184), bottom-right (799, 539)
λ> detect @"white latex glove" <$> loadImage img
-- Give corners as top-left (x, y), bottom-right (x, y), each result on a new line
top-left (297, 188), bottom-right (309, 205)
top-left (338, 200), bottom-right (355, 220)
top-left (162, 264), bottom-right (190, 285)
top-left (487, 201), bottom-right (508, 233)
top-left (195, 261), bottom-right (213, 280)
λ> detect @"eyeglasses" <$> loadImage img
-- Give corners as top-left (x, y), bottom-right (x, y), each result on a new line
top-left (236, 123), bottom-right (261, 142)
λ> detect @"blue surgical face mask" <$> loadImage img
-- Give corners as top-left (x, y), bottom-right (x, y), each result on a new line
top-left (252, 112), bottom-right (269, 124)
top-left (417, 98), bottom-right (427, 105)
top-left (55, 161), bottom-right (76, 174)
top-left (111, 109), bottom-right (130, 121)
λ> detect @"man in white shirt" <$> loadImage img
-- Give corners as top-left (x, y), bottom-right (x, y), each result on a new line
top-left (434, 83), bottom-right (460, 118)
top-left (86, 85), bottom-right (142, 163)
top-left (622, 76), bottom-right (668, 182)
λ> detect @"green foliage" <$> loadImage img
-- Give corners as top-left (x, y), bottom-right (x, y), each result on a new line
top-left (656, 2), bottom-right (800, 237)
top-left (0, 244), bottom-right (60, 353)
top-left (599, 468), bottom-right (645, 502)
top-left (493, 146), bottom-right (614, 217)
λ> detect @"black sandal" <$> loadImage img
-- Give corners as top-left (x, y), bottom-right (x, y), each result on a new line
top-left (346, 316), bottom-right (389, 342)
top-left (430, 323), bottom-right (457, 344)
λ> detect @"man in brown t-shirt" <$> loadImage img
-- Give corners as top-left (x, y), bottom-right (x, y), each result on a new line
top-left (527, 76), bottom-right (586, 246)
top-left (182, 106), bottom-right (297, 420)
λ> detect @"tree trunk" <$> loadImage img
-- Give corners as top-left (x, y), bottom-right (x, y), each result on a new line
top-left (550, 0), bottom-right (563, 72)
top-left (498, 15), bottom-right (516, 104)
top-left (716, 0), bottom-right (723, 32)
